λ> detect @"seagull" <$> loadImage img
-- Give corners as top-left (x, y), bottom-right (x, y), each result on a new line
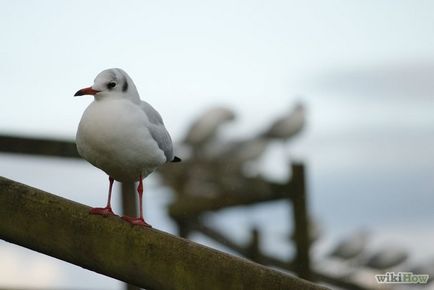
top-left (364, 246), bottom-right (408, 270)
top-left (329, 230), bottom-right (369, 260)
top-left (214, 137), bottom-right (269, 164)
top-left (183, 106), bottom-right (235, 153)
top-left (261, 102), bottom-right (305, 141)
top-left (74, 68), bottom-right (180, 227)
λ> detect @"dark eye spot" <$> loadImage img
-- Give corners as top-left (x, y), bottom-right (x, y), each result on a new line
top-left (122, 80), bottom-right (128, 92)
top-left (107, 82), bottom-right (116, 89)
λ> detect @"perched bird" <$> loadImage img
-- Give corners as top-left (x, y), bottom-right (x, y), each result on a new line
top-left (183, 106), bottom-right (235, 152)
top-left (215, 137), bottom-right (269, 164)
top-left (329, 230), bottom-right (369, 260)
top-left (75, 68), bottom-right (180, 227)
top-left (364, 246), bottom-right (408, 270)
top-left (261, 102), bottom-right (305, 141)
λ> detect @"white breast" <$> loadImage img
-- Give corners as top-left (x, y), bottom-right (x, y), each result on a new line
top-left (76, 99), bottom-right (166, 182)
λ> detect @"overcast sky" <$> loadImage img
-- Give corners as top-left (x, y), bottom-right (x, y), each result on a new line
top-left (2, 0), bottom-right (434, 288)
top-left (2, 0), bottom-right (434, 140)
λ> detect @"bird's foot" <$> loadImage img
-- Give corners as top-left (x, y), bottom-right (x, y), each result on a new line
top-left (122, 215), bottom-right (152, 227)
top-left (89, 206), bottom-right (117, 217)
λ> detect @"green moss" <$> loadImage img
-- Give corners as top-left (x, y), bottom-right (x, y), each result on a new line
top-left (0, 176), bottom-right (328, 290)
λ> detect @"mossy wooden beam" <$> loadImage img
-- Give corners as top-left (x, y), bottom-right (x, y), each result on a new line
top-left (0, 176), bottom-right (329, 290)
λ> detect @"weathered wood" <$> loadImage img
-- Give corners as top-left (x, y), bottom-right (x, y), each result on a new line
top-left (0, 135), bottom-right (79, 158)
top-left (0, 176), bottom-right (329, 290)
top-left (120, 182), bottom-right (140, 290)
top-left (168, 179), bottom-right (292, 219)
top-left (120, 182), bottom-right (138, 218)
top-left (191, 221), bottom-right (294, 269)
top-left (291, 164), bottom-right (311, 280)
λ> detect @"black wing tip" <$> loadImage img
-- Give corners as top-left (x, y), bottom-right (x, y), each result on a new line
top-left (171, 156), bottom-right (182, 162)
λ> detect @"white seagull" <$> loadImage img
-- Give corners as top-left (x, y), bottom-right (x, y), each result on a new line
top-left (262, 102), bottom-right (305, 140)
top-left (183, 106), bottom-right (235, 149)
top-left (74, 68), bottom-right (180, 227)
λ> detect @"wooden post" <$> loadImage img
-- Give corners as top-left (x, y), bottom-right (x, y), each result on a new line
top-left (246, 227), bottom-right (261, 263)
top-left (121, 182), bottom-right (138, 218)
top-left (290, 163), bottom-right (311, 280)
top-left (121, 182), bottom-right (141, 290)
top-left (176, 218), bottom-right (191, 238)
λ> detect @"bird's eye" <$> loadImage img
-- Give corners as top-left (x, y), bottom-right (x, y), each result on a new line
top-left (107, 82), bottom-right (116, 89)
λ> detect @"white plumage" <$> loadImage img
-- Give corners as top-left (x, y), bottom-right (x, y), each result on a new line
top-left (77, 98), bottom-right (167, 182)
top-left (262, 102), bottom-right (305, 140)
top-left (75, 68), bottom-right (180, 226)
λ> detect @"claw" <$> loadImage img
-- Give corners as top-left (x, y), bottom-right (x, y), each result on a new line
top-left (89, 206), bottom-right (117, 217)
top-left (122, 215), bottom-right (152, 227)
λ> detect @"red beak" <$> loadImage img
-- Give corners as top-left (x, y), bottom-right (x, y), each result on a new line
top-left (74, 86), bottom-right (100, 96)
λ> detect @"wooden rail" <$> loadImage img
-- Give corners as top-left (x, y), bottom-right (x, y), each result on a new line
top-left (0, 176), bottom-right (329, 290)
top-left (0, 135), bottom-right (79, 158)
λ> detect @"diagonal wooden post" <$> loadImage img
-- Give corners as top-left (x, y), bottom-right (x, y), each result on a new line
top-left (0, 176), bottom-right (328, 290)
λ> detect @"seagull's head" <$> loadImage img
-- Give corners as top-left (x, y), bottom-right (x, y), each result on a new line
top-left (74, 68), bottom-right (138, 102)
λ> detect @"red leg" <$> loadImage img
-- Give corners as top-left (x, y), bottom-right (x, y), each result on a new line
top-left (90, 176), bottom-right (117, 216)
top-left (138, 177), bottom-right (145, 221)
top-left (122, 175), bottom-right (152, 227)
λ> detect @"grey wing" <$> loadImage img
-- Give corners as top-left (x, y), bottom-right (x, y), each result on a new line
top-left (141, 101), bottom-right (174, 162)
top-left (141, 101), bottom-right (164, 125)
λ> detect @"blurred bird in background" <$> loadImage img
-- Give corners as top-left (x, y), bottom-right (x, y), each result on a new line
top-left (261, 102), bottom-right (306, 142)
top-left (183, 106), bottom-right (236, 157)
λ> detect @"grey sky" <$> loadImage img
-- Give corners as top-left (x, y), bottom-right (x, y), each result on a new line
top-left (2, 0), bottom-right (434, 139)
top-left (2, 0), bottom-right (434, 288)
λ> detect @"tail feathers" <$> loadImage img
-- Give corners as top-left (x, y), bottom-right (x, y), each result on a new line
top-left (171, 156), bottom-right (182, 162)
